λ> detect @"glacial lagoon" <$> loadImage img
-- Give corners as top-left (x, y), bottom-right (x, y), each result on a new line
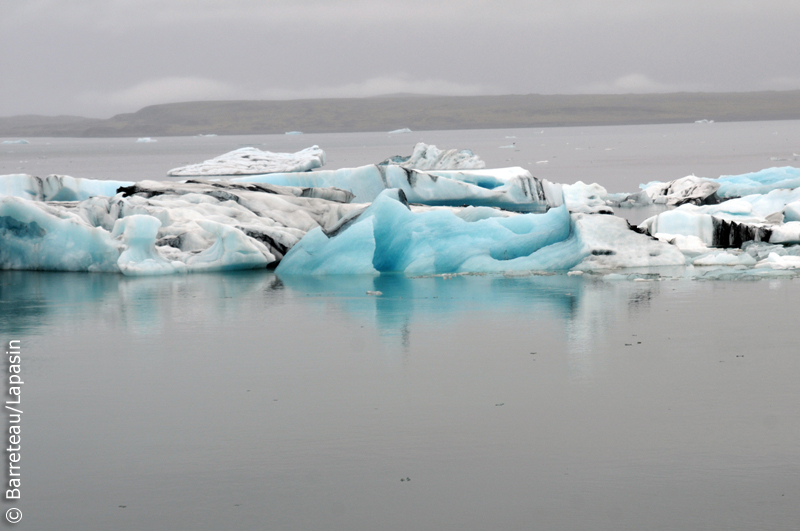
top-left (2, 121), bottom-right (800, 530)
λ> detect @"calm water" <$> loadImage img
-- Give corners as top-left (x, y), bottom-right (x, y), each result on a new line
top-left (2, 271), bottom-right (800, 531)
top-left (2, 122), bottom-right (800, 530)
top-left (2, 120), bottom-right (799, 192)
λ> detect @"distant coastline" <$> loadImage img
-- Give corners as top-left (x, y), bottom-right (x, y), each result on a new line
top-left (2, 90), bottom-right (800, 138)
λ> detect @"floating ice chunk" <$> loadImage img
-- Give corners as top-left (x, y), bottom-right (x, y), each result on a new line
top-left (499, 143), bottom-right (516, 149)
top-left (136, 137), bottom-right (157, 143)
top-left (0, 196), bottom-right (121, 272)
top-left (185, 220), bottom-right (270, 271)
top-left (715, 167), bottom-right (800, 198)
top-left (769, 222), bottom-right (800, 244)
top-left (388, 128), bottom-right (412, 134)
top-left (284, 131), bottom-right (303, 135)
top-left (754, 252), bottom-right (800, 270)
top-left (694, 119), bottom-right (714, 124)
top-left (639, 167), bottom-right (800, 202)
top-left (382, 143), bottom-right (486, 170)
top-left (277, 189), bottom-right (575, 275)
top-left (234, 165), bottom-right (562, 212)
top-left (276, 188), bottom-right (683, 276)
top-left (112, 215), bottom-right (185, 275)
top-left (739, 188), bottom-right (800, 220)
top-left (167, 146), bottom-right (326, 176)
top-left (562, 182), bottom-right (615, 214)
top-left (569, 214), bottom-right (685, 271)
top-left (2, 139), bottom-right (29, 145)
top-left (640, 175), bottom-right (721, 206)
top-left (639, 198), bottom-right (784, 248)
top-left (692, 250), bottom-right (756, 267)
top-left (0, 174), bottom-right (133, 201)
top-left (654, 233), bottom-right (708, 253)
top-left (784, 202), bottom-right (800, 222)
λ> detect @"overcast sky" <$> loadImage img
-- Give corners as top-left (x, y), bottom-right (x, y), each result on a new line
top-left (2, 0), bottom-right (800, 118)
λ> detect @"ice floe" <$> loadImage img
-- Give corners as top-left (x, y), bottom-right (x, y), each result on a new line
top-left (381, 143), bottom-right (485, 170)
top-left (2, 152), bottom-right (800, 278)
top-left (2, 140), bottom-right (29, 145)
top-left (168, 146), bottom-right (326, 177)
top-left (234, 164), bottom-right (562, 212)
top-left (136, 137), bottom-right (157, 143)
top-left (388, 128), bottom-right (412, 134)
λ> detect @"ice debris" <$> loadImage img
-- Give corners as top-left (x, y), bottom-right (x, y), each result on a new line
top-left (136, 137), bottom-right (157, 143)
top-left (2, 140), bottom-right (29, 145)
top-left (387, 128), bottom-right (412, 134)
top-left (167, 146), bottom-right (326, 177)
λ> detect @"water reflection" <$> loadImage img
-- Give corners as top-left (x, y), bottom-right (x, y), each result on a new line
top-left (2, 270), bottom-right (674, 356)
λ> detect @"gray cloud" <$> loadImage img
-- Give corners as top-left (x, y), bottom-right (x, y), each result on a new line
top-left (3, 0), bottom-right (800, 117)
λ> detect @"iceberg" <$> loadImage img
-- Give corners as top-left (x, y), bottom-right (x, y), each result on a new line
top-left (136, 137), bottom-right (157, 143)
top-left (641, 175), bottom-right (721, 206)
top-left (2, 140), bottom-right (29, 145)
top-left (276, 189), bottom-right (684, 276)
top-left (234, 164), bottom-right (562, 212)
top-left (3, 160), bottom-right (800, 278)
top-left (641, 167), bottom-right (800, 202)
top-left (387, 128), bottom-right (412, 134)
top-left (167, 146), bottom-right (326, 177)
top-left (0, 174), bottom-right (134, 202)
top-left (0, 178), bottom-right (361, 275)
top-left (381, 143), bottom-right (486, 170)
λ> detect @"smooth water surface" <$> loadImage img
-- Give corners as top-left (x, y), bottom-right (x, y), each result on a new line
top-left (2, 120), bottom-right (798, 192)
top-left (2, 270), bottom-right (799, 531)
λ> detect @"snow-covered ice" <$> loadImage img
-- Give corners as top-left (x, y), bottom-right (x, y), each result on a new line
top-left (381, 143), bottom-right (486, 170)
top-left (168, 146), bottom-right (326, 176)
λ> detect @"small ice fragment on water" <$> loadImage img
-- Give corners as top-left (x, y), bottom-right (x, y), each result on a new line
top-left (567, 270), bottom-right (583, 276)
top-left (388, 128), bottom-right (412, 134)
top-left (499, 143), bottom-right (516, 149)
top-left (2, 139), bottom-right (29, 145)
top-left (366, 290), bottom-right (383, 296)
top-left (536, 160), bottom-right (548, 164)
top-left (285, 131), bottom-right (303, 135)
top-left (136, 137), bottom-right (157, 143)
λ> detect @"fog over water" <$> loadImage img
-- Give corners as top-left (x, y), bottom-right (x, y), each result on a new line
top-left (2, 1), bottom-right (800, 117)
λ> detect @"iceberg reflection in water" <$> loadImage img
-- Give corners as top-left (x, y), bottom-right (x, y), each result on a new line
top-left (4, 269), bottom-right (800, 531)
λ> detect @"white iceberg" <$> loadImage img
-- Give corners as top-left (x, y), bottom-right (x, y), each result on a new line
top-left (640, 167), bottom-right (800, 202)
top-left (136, 137), bottom-right (157, 143)
top-left (167, 146), bottom-right (326, 177)
top-left (387, 128), bottom-right (412, 134)
top-left (382, 143), bottom-right (486, 170)
top-left (2, 140), bottom-right (29, 145)
top-left (0, 174), bottom-right (133, 202)
top-left (641, 175), bottom-right (721, 206)
top-left (0, 179), bottom-right (361, 275)
top-left (234, 165), bottom-right (562, 212)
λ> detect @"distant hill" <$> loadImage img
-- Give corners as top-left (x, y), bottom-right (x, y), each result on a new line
top-left (2, 90), bottom-right (800, 138)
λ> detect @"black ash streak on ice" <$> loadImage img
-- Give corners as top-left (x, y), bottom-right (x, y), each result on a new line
top-left (0, 144), bottom-right (799, 277)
